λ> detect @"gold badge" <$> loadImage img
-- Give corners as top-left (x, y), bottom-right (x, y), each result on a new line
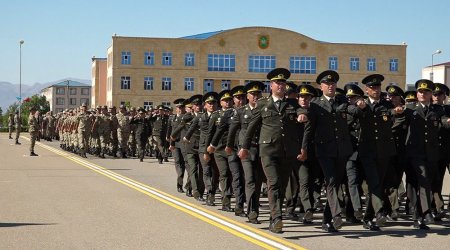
top-left (436, 87), bottom-right (440, 91)
top-left (420, 82), bottom-right (428, 89)
top-left (347, 89), bottom-right (354, 95)
top-left (383, 115), bottom-right (388, 121)
top-left (300, 87), bottom-right (308, 94)
top-left (389, 87), bottom-right (396, 93)
top-left (327, 75), bottom-right (332, 79)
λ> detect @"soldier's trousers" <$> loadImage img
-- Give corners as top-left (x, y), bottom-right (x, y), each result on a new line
top-left (300, 158), bottom-right (325, 212)
top-left (111, 130), bottom-right (118, 155)
top-left (152, 136), bottom-right (167, 159)
top-left (408, 157), bottom-right (435, 220)
top-left (345, 154), bottom-right (363, 213)
top-left (214, 151), bottom-right (245, 209)
top-left (9, 126), bottom-right (13, 138)
top-left (432, 158), bottom-right (448, 212)
top-left (199, 153), bottom-right (219, 195)
top-left (359, 156), bottom-right (389, 221)
top-left (78, 130), bottom-right (89, 154)
top-left (260, 155), bottom-right (295, 221)
top-left (29, 131), bottom-right (38, 153)
top-left (15, 127), bottom-right (21, 142)
top-left (100, 130), bottom-right (111, 153)
top-left (117, 130), bottom-right (130, 154)
top-left (128, 133), bottom-right (136, 155)
top-left (241, 147), bottom-right (263, 215)
top-left (186, 152), bottom-right (205, 197)
top-left (317, 156), bottom-right (347, 223)
top-left (173, 147), bottom-right (186, 188)
top-left (136, 134), bottom-right (147, 160)
top-left (285, 161), bottom-right (300, 214)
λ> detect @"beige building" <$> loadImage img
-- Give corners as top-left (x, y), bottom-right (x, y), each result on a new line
top-left (422, 62), bottom-right (450, 86)
top-left (91, 57), bottom-right (107, 108)
top-left (40, 80), bottom-right (92, 113)
top-left (92, 26), bottom-right (407, 108)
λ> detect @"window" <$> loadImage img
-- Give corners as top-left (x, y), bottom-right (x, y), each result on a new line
top-left (207, 54), bottom-right (236, 72)
top-left (162, 77), bottom-right (172, 91)
top-left (144, 77), bottom-right (154, 90)
top-left (80, 98), bottom-right (89, 106)
top-left (162, 101), bottom-right (171, 107)
top-left (81, 88), bottom-right (89, 95)
top-left (144, 101), bottom-right (153, 110)
top-left (184, 78), bottom-right (194, 91)
top-left (162, 52), bottom-right (172, 66)
top-left (390, 58), bottom-right (399, 72)
top-left (56, 87), bottom-right (65, 95)
top-left (121, 51), bottom-right (131, 65)
top-left (248, 55), bottom-right (276, 72)
top-left (56, 98), bottom-right (65, 105)
top-left (263, 81), bottom-right (270, 93)
top-left (121, 76), bottom-right (131, 89)
top-left (367, 57), bottom-right (376, 71)
top-left (144, 52), bottom-right (154, 65)
top-left (69, 88), bottom-right (77, 95)
top-left (350, 57), bottom-right (360, 71)
top-left (328, 56), bottom-right (338, 70)
top-left (290, 56), bottom-right (316, 74)
top-left (203, 79), bottom-right (214, 93)
top-left (221, 80), bottom-right (231, 90)
top-left (70, 98), bottom-right (77, 105)
top-left (185, 53), bottom-right (195, 66)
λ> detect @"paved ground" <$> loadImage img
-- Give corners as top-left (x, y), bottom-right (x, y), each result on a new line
top-left (1, 133), bottom-right (450, 249)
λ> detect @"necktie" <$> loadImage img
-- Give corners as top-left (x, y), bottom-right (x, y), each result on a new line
top-left (275, 100), bottom-right (281, 111)
top-left (423, 105), bottom-right (428, 116)
top-left (329, 98), bottom-right (335, 111)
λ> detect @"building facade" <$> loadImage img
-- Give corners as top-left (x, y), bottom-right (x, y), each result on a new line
top-left (40, 80), bottom-right (92, 112)
top-left (91, 57), bottom-right (107, 108)
top-left (92, 27), bottom-right (407, 108)
top-left (422, 62), bottom-right (450, 86)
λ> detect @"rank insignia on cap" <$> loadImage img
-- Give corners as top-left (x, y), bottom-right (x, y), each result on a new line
top-left (348, 89), bottom-right (354, 94)
top-left (420, 82), bottom-right (427, 89)
top-left (327, 75), bottom-right (332, 79)
top-left (383, 115), bottom-right (388, 121)
top-left (436, 86), bottom-right (440, 91)
top-left (224, 93), bottom-right (231, 98)
top-left (389, 87), bottom-right (396, 93)
top-left (300, 87), bottom-right (308, 94)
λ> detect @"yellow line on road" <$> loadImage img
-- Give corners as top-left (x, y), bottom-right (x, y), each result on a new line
top-left (27, 137), bottom-right (306, 250)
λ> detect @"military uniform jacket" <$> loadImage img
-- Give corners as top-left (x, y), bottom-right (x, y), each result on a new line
top-left (168, 114), bottom-right (183, 147)
top-left (76, 113), bottom-right (89, 131)
top-left (172, 112), bottom-right (198, 154)
top-left (396, 103), bottom-right (450, 160)
top-left (243, 97), bottom-right (302, 158)
top-left (116, 113), bottom-right (131, 133)
top-left (14, 114), bottom-right (21, 128)
top-left (349, 99), bottom-right (397, 158)
top-left (210, 109), bottom-right (235, 151)
top-left (440, 105), bottom-right (450, 163)
top-left (302, 96), bottom-right (353, 158)
top-left (28, 114), bottom-right (39, 133)
top-left (186, 112), bottom-right (210, 154)
top-left (150, 114), bottom-right (167, 138)
top-left (130, 116), bottom-right (151, 139)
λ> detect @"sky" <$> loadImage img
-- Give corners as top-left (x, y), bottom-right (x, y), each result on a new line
top-left (1, 0), bottom-right (449, 86)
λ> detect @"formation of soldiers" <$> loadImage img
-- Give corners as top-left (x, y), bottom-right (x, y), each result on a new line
top-left (8, 68), bottom-right (450, 234)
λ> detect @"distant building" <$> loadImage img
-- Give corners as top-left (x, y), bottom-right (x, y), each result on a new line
top-left (40, 80), bottom-right (91, 113)
top-left (91, 57), bottom-right (107, 109)
top-left (92, 26), bottom-right (407, 108)
top-left (422, 62), bottom-right (450, 87)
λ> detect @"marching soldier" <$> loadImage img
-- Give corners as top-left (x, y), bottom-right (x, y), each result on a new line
top-left (226, 81), bottom-right (265, 223)
top-left (185, 92), bottom-right (220, 205)
top-left (239, 68), bottom-right (304, 233)
top-left (208, 87), bottom-right (246, 217)
top-left (117, 105), bottom-right (131, 158)
top-left (151, 105), bottom-right (169, 164)
top-left (110, 106), bottom-right (119, 157)
top-left (28, 107), bottom-right (39, 156)
top-left (76, 103), bottom-right (90, 158)
top-left (128, 107), bottom-right (137, 157)
top-left (14, 110), bottom-right (21, 145)
top-left (8, 113), bottom-right (14, 139)
top-left (300, 70), bottom-right (353, 232)
top-left (395, 79), bottom-right (450, 229)
top-left (130, 107), bottom-right (151, 162)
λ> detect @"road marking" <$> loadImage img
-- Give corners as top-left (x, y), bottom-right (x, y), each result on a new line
top-left (26, 138), bottom-right (306, 250)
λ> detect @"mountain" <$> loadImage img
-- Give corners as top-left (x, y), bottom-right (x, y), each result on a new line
top-left (0, 78), bottom-right (91, 112)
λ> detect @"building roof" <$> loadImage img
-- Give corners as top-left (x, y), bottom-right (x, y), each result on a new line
top-left (180, 30), bottom-right (226, 39)
top-left (51, 80), bottom-right (91, 87)
top-left (425, 62), bottom-right (450, 68)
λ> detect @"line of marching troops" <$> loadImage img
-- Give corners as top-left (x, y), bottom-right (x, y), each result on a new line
top-left (8, 68), bottom-right (450, 234)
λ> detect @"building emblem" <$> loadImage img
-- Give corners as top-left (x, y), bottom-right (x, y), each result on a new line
top-left (258, 35), bottom-right (269, 49)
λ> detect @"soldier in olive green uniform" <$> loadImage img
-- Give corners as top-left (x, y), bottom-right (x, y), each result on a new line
top-left (8, 113), bottom-right (14, 139)
top-left (28, 107), bottom-right (39, 156)
top-left (77, 104), bottom-right (90, 158)
top-left (150, 105), bottom-right (168, 163)
top-left (14, 111), bottom-right (21, 145)
top-left (109, 106), bottom-right (119, 157)
top-left (128, 107), bottom-right (137, 157)
top-left (117, 105), bottom-right (131, 158)
top-left (239, 68), bottom-right (304, 233)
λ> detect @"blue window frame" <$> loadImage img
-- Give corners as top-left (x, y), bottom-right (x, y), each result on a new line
top-left (290, 56), bottom-right (316, 74)
top-left (162, 77), bottom-right (171, 90)
top-left (185, 53), bottom-right (195, 66)
top-left (367, 57), bottom-right (376, 71)
top-left (144, 77), bottom-right (154, 90)
top-left (143, 101), bottom-right (153, 110)
top-left (207, 54), bottom-right (235, 72)
top-left (121, 76), bottom-right (131, 89)
top-left (248, 55), bottom-right (276, 72)
top-left (184, 78), bottom-right (194, 91)
top-left (144, 52), bottom-right (154, 65)
top-left (162, 52), bottom-right (172, 66)
top-left (350, 57), bottom-right (360, 71)
top-left (390, 58), bottom-right (399, 72)
top-left (121, 51), bottom-right (131, 65)
top-left (328, 56), bottom-right (338, 70)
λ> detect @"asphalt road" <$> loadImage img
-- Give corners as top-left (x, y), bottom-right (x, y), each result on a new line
top-left (1, 133), bottom-right (450, 249)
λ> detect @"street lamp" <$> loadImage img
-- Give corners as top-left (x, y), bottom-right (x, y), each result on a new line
top-left (67, 80), bottom-right (70, 109)
top-left (431, 49), bottom-right (442, 81)
top-left (19, 40), bottom-right (24, 119)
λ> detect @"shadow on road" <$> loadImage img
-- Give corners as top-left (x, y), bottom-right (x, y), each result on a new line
top-left (0, 222), bottom-right (57, 228)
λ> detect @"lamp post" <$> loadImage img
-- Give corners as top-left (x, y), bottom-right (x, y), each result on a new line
top-left (67, 80), bottom-right (70, 109)
top-left (19, 40), bottom-right (24, 119)
top-left (431, 49), bottom-right (442, 81)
